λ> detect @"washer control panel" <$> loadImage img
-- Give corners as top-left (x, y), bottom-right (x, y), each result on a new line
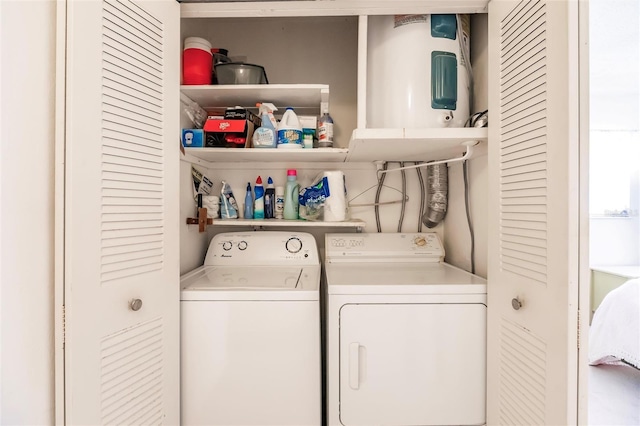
top-left (326, 233), bottom-right (444, 262)
top-left (205, 232), bottom-right (319, 266)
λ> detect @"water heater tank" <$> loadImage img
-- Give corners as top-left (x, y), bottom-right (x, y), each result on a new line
top-left (367, 14), bottom-right (471, 128)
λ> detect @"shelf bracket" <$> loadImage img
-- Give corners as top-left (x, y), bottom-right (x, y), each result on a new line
top-left (186, 208), bottom-right (212, 232)
top-left (376, 140), bottom-right (478, 176)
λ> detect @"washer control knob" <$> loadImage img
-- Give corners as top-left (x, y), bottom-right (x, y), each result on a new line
top-left (414, 236), bottom-right (427, 247)
top-left (238, 241), bottom-right (248, 250)
top-left (222, 241), bottom-right (232, 251)
top-left (286, 237), bottom-right (302, 253)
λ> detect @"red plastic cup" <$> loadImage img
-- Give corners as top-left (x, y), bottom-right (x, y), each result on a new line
top-left (183, 37), bottom-right (212, 85)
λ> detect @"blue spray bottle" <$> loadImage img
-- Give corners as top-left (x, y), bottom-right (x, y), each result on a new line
top-left (252, 103), bottom-right (278, 148)
top-left (254, 176), bottom-right (265, 219)
top-left (244, 182), bottom-right (253, 219)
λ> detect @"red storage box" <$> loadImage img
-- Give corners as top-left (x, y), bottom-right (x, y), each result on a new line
top-left (203, 111), bottom-right (260, 148)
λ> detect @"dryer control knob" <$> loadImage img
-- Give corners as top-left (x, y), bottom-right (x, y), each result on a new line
top-left (414, 236), bottom-right (427, 246)
top-left (238, 241), bottom-right (248, 250)
top-left (222, 241), bottom-right (232, 251)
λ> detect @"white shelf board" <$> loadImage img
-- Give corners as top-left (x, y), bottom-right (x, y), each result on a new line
top-left (346, 127), bottom-right (488, 162)
top-left (181, 1), bottom-right (489, 18)
top-left (185, 147), bottom-right (348, 163)
top-left (180, 84), bottom-right (329, 113)
top-left (207, 218), bottom-right (366, 229)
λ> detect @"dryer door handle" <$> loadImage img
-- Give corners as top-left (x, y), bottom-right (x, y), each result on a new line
top-left (349, 342), bottom-right (360, 390)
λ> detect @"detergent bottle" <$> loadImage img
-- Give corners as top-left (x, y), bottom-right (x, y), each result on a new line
top-left (254, 176), bottom-right (265, 219)
top-left (283, 169), bottom-right (299, 220)
top-left (264, 177), bottom-right (275, 219)
top-left (252, 103), bottom-right (278, 148)
top-left (277, 107), bottom-right (303, 149)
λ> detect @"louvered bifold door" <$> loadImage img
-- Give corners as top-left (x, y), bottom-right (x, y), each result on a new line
top-left (64, 0), bottom-right (180, 424)
top-left (487, 0), bottom-right (580, 425)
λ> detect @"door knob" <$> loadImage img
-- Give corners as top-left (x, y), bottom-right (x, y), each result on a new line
top-left (511, 297), bottom-right (522, 310)
top-left (129, 298), bottom-right (143, 311)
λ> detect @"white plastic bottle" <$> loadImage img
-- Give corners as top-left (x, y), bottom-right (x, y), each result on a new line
top-left (275, 186), bottom-right (285, 219)
top-left (277, 107), bottom-right (303, 149)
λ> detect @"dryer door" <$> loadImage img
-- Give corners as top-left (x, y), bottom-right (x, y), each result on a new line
top-left (339, 303), bottom-right (486, 426)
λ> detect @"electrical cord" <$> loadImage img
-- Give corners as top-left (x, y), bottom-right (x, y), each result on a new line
top-left (463, 159), bottom-right (475, 274)
top-left (416, 162), bottom-right (425, 232)
top-left (465, 110), bottom-right (488, 128)
top-left (398, 162), bottom-right (407, 232)
top-left (375, 162), bottom-right (388, 232)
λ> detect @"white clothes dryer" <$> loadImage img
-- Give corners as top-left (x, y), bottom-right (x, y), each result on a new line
top-left (325, 233), bottom-right (487, 426)
top-left (181, 231), bottom-right (321, 426)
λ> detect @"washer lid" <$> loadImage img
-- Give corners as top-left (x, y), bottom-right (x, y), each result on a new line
top-left (181, 265), bottom-right (320, 301)
top-left (325, 262), bottom-right (486, 295)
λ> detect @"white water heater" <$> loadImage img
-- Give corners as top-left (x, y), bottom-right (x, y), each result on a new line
top-left (367, 14), bottom-right (471, 128)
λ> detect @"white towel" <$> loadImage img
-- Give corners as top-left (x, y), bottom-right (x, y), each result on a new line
top-left (589, 278), bottom-right (640, 370)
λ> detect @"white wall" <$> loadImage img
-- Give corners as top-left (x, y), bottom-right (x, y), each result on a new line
top-left (0, 1), bottom-right (56, 424)
top-left (590, 217), bottom-right (640, 265)
top-left (589, 0), bottom-right (640, 267)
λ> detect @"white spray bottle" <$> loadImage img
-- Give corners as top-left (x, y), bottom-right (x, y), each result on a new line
top-left (252, 102), bottom-right (278, 148)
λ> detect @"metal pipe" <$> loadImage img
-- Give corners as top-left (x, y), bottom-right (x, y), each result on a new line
top-left (422, 163), bottom-right (448, 228)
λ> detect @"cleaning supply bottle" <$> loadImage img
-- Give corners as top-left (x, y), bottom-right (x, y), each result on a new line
top-left (264, 177), bottom-right (275, 219)
top-left (252, 103), bottom-right (278, 148)
top-left (243, 182), bottom-right (253, 219)
top-left (317, 104), bottom-right (334, 148)
top-left (254, 176), bottom-right (265, 219)
top-left (283, 169), bottom-right (299, 220)
top-left (277, 107), bottom-right (303, 149)
top-left (275, 186), bottom-right (285, 219)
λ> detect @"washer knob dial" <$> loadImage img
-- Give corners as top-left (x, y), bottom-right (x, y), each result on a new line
top-left (238, 241), bottom-right (248, 250)
top-left (414, 236), bottom-right (427, 246)
top-left (285, 237), bottom-right (302, 253)
top-left (222, 241), bottom-right (232, 251)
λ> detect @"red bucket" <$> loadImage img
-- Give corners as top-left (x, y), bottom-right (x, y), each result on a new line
top-left (183, 37), bottom-right (212, 85)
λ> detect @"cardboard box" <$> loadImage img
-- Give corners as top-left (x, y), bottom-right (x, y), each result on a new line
top-left (182, 129), bottom-right (204, 148)
top-left (299, 115), bottom-right (318, 144)
top-left (203, 109), bottom-right (261, 148)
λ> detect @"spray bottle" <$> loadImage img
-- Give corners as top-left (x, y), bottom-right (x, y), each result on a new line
top-left (252, 103), bottom-right (278, 148)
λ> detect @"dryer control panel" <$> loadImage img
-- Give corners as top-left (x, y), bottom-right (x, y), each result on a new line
top-left (325, 233), bottom-right (444, 262)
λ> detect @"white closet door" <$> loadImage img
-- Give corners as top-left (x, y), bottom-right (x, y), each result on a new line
top-left (64, 0), bottom-right (179, 424)
top-left (487, 0), bottom-right (581, 425)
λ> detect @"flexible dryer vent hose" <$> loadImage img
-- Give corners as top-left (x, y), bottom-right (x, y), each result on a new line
top-left (422, 163), bottom-right (448, 228)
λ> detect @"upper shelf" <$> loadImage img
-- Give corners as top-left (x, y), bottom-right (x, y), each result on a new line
top-left (180, 84), bottom-right (487, 164)
top-left (180, 84), bottom-right (329, 115)
top-left (184, 147), bottom-right (349, 163)
top-left (183, 128), bottom-right (488, 164)
top-left (180, 1), bottom-right (490, 18)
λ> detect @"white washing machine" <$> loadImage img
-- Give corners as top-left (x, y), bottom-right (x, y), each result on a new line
top-left (181, 231), bottom-right (321, 426)
top-left (325, 233), bottom-right (487, 426)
